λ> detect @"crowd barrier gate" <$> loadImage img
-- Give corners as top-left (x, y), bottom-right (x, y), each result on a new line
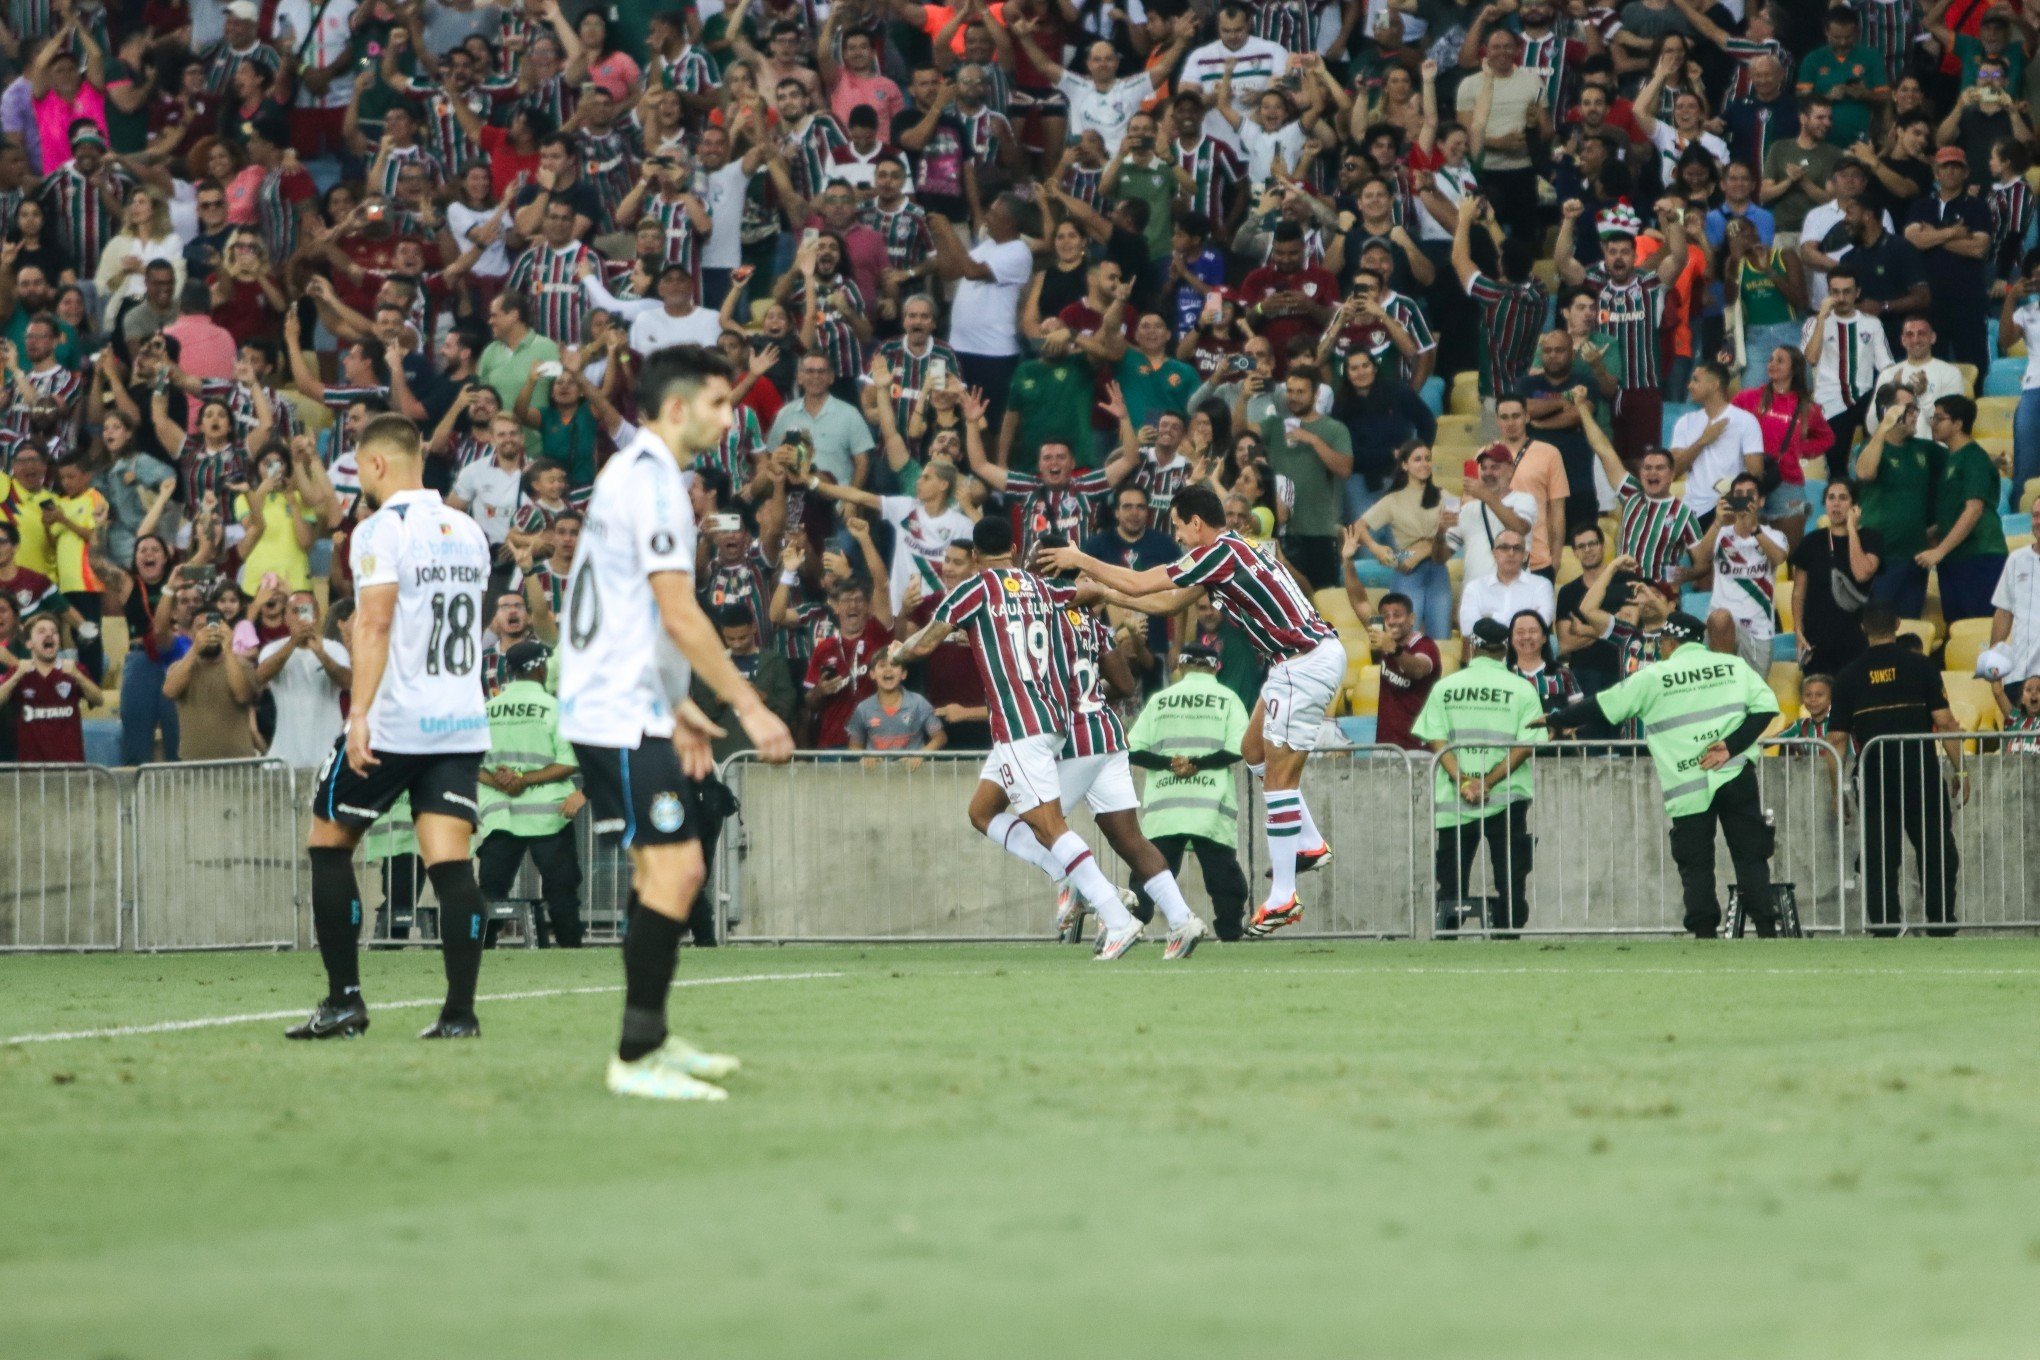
top-left (1852, 733), bottom-right (2040, 935)
top-left (133, 759), bottom-right (303, 951)
top-left (0, 764), bottom-right (124, 951)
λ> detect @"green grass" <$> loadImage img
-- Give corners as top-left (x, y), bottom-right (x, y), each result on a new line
top-left (4, 941), bottom-right (2040, 1360)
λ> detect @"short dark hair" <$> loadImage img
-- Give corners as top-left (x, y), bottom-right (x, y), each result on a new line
top-left (1934, 394), bottom-right (1977, 434)
top-left (971, 515), bottom-right (1014, 556)
top-left (1379, 591), bottom-right (1414, 613)
top-left (495, 290), bottom-right (533, 325)
top-left (538, 132), bottom-right (576, 157)
top-left (1171, 484), bottom-right (1226, 528)
top-left (1824, 5), bottom-right (1857, 24)
top-left (1860, 602), bottom-right (1899, 637)
top-left (716, 603), bottom-right (758, 631)
top-left (637, 344), bottom-right (733, 420)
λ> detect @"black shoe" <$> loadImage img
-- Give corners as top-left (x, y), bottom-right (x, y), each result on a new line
top-left (418, 1013), bottom-right (481, 1039)
top-left (285, 996), bottom-right (369, 1040)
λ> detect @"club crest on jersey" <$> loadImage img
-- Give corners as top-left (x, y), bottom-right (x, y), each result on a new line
top-left (650, 530), bottom-right (676, 554)
top-left (650, 791), bottom-right (685, 833)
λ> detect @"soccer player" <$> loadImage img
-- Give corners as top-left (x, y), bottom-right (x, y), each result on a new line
top-left (291, 415), bottom-right (494, 1041)
top-left (1042, 483), bottom-right (1343, 937)
top-left (890, 516), bottom-right (1151, 961)
top-left (559, 345), bottom-right (795, 1102)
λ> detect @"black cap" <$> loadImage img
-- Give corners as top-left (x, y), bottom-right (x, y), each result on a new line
top-left (1178, 642), bottom-right (1221, 667)
top-left (1661, 611), bottom-right (1706, 643)
top-left (1470, 617), bottom-right (1511, 650)
top-left (505, 639), bottom-right (551, 677)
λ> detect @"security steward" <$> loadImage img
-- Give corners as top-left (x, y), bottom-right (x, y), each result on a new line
top-left (476, 640), bottom-right (587, 947)
top-left (1547, 611), bottom-right (1781, 938)
top-left (1826, 604), bottom-right (1964, 936)
top-left (1413, 617), bottom-right (1546, 938)
top-left (1125, 643), bottom-right (1252, 939)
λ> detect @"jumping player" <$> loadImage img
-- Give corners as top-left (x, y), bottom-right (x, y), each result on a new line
top-left (292, 414), bottom-right (494, 1041)
top-left (560, 345), bottom-right (795, 1102)
top-left (1042, 484), bottom-right (1342, 936)
top-left (890, 516), bottom-right (1151, 961)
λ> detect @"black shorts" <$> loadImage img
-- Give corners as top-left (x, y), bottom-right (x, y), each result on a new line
top-left (312, 739), bottom-right (484, 831)
top-left (572, 738), bottom-right (700, 848)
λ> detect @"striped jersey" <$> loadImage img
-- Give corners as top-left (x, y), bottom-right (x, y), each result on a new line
top-left (785, 114), bottom-right (853, 201)
top-left (1803, 311), bottom-right (1891, 416)
top-left (1850, 0), bottom-right (1917, 91)
top-left (1603, 617), bottom-right (1660, 739)
top-left (2001, 709), bottom-right (2040, 754)
top-left (1465, 271), bottom-right (1547, 398)
top-left (1615, 475), bottom-right (1700, 589)
top-left (932, 566), bottom-right (1073, 744)
top-left (1779, 712), bottom-right (1830, 741)
top-left (1062, 163), bottom-right (1106, 213)
top-left (370, 144), bottom-right (446, 201)
top-left (1133, 452), bottom-right (1195, 515)
top-left (1165, 529), bottom-right (1334, 664)
top-left (177, 436), bottom-right (250, 507)
top-left (873, 335), bottom-right (961, 429)
top-left (496, 10), bottom-right (543, 76)
top-left (957, 107), bottom-right (1016, 169)
top-left (1251, 0), bottom-right (1316, 53)
top-left (422, 91), bottom-right (488, 176)
top-left (1004, 468), bottom-right (1116, 561)
top-left (1583, 265), bottom-right (1666, 392)
top-left (198, 379), bottom-right (298, 443)
top-left (1989, 177), bottom-right (2034, 278)
top-left (253, 163), bottom-right (316, 263)
top-left (703, 549), bottom-right (776, 649)
top-left (1511, 659), bottom-right (1583, 715)
top-left (506, 241), bottom-right (600, 346)
top-left (656, 45), bottom-right (721, 99)
top-left (862, 199), bottom-right (935, 273)
top-left (1521, 29), bottom-right (1587, 109)
top-left (1172, 136), bottom-right (1243, 225)
top-left (448, 431), bottom-right (493, 471)
top-left (201, 39), bottom-right (283, 96)
top-left (2, 364), bottom-right (81, 438)
top-left (786, 274), bottom-right (869, 383)
top-left (642, 192), bottom-right (701, 273)
top-left (1720, 36), bottom-right (1791, 103)
top-left (696, 406), bottom-right (765, 485)
top-left (518, 74), bottom-right (579, 130)
top-left (38, 161), bottom-right (133, 270)
top-left (580, 127), bottom-right (641, 234)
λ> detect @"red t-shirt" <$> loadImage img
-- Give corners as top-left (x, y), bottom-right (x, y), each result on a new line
top-left (1237, 266), bottom-right (1340, 374)
top-left (1373, 633), bottom-right (1440, 752)
top-left (803, 620), bottom-right (893, 748)
top-left (10, 665), bottom-right (85, 762)
top-left (208, 276), bottom-right (279, 344)
top-left (334, 231), bottom-right (424, 318)
top-left (910, 593), bottom-right (984, 712)
top-left (740, 374), bottom-right (783, 431)
top-left (481, 125), bottom-right (542, 201)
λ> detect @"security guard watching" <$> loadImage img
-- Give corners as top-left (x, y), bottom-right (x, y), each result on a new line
top-left (1547, 611), bottom-right (1782, 938)
top-left (1126, 643), bottom-right (1251, 940)
top-left (476, 640), bottom-right (587, 948)
top-left (1826, 603), bottom-right (1964, 936)
top-left (1413, 616), bottom-right (1546, 938)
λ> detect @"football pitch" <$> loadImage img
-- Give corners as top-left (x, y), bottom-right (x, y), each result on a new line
top-left (4, 941), bottom-right (2038, 1360)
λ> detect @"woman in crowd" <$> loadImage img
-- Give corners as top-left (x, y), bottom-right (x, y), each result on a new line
top-left (1344, 440), bottom-right (1453, 642)
top-left (1505, 609), bottom-right (1581, 716)
top-left (1731, 344), bottom-right (1832, 545)
top-left (1722, 218), bottom-right (1807, 388)
top-left (100, 534), bottom-right (178, 761)
top-left (54, 284), bottom-right (99, 354)
top-left (514, 350), bottom-right (621, 495)
top-left (905, 370), bottom-right (970, 468)
top-left (1023, 218), bottom-right (1096, 339)
top-left (95, 185), bottom-right (185, 324)
top-left (1331, 348), bottom-right (1437, 523)
top-left (9, 197), bottom-right (76, 283)
top-left (1358, 64), bottom-right (1423, 145)
top-left (1787, 480), bottom-right (1883, 677)
top-left (578, 10), bottom-right (642, 100)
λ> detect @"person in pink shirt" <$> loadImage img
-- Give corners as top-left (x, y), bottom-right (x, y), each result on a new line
top-left (577, 10), bottom-right (643, 102)
top-left (166, 283), bottom-right (239, 384)
top-left (1731, 345), bottom-right (1835, 548)
top-left (29, 27), bottom-right (109, 175)
top-left (820, 18), bottom-right (904, 140)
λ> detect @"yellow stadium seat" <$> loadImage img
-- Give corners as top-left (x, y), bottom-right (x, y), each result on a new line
top-left (1556, 546), bottom-right (1582, 586)
top-left (1944, 674), bottom-right (2003, 730)
top-left (1530, 259), bottom-right (1560, 296)
top-left (1767, 661), bottom-right (1801, 720)
top-left (1896, 617), bottom-right (1941, 651)
top-left (1436, 412), bottom-right (1480, 445)
top-left (1449, 372), bottom-right (1481, 416)
top-left (1974, 403), bottom-right (2016, 438)
top-left (1977, 436), bottom-right (2013, 476)
top-left (1950, 698), bottom-right (1981, 734)
top-left (1946, 617), bottom-right (1996, 676)
top-left (1316, 587), bottom-right (1359, 628)
top-left (1346, 664), bottom-right (1382, 716)
top-left (2009, 533), bottom-right (2035, 553)
top-left (1957, 363), bottom-right (1979, 397)
top-left (1435, 647), bottom-right (1462, 678)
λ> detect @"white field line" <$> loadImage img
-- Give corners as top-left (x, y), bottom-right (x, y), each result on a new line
top-left (828, 963), bottom-right (2040, 979)
top-left (1, 971), bottom-right (844, 1046)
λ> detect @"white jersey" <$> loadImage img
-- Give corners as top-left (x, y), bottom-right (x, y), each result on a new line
top-left (348, 488), bottom-right (492, 754)
top-left (558, 429), bottom-right (699, 747)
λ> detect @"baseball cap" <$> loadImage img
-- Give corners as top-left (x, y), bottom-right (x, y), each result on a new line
top-left (1660, 611), bottom-right (1707, 643)
top-left (1935, 146), bottom-right (1968, 166)
top-left (504, 639), bottom-right (551, 678)
top-left (1976, 646), bottom-right (2014, 681)
top-left (226, 0), bottom-right (259, 19)
top-left (1475, 442), bottom-right (1516, 466)
top-left (1470, 618), bottom-right (1511, 650)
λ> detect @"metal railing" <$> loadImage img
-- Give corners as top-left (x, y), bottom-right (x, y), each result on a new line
top-left (133, 759), bottom-right (303, 951)
top-left (0, 764), bottom-right (124, 951)
top-left (1852, 733), bottom-right (2040, 935)
top-left (1246, 745), bottom-right (1424, 938)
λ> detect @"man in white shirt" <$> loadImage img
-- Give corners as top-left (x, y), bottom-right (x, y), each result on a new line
top-left (579, 261), bottom-right (723, 354)
top-left (926, 194), bottom-right (1035, 428)
top-left (1454, 28), bottom-right (1549, 234)
top-left (1457, 528), bottom-right (1557, 663)
top-left (1802, 266), bottom-right (1894, 456)
top-left (449, 418), bottom-right (529, 552)
top-left (1875, 316), bottom-right (1967, 439)
top-left (696, 125), bottom-right (769, 310)
top-left (255, 591), bottom-right (352, 768)
top-left (1666, 360), bottom-right (1766, 523)
top-left (1182, 3), bottom-right (1289, 153)
top-left (1021, 14), bottom-right (1195, 155)
top-left (1448, 444), bottom-right (1539, 583)
top-left (1694, 474), bottom-right (1790, 672)
top-left (1990, 537), bottom-right (2040, 684)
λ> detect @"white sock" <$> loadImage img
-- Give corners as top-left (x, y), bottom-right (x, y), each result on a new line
top-left (986, 812), bottom-right (1063, 882)
top-left (1296, 797), bottom-right (1326, 855)
top-left (1265, 790), bottom-right (1302, 903)
top-left (1246, 761), bottom-right (1265, 782)
top-left (1051, 831), bottom-right (1133, 929)
top-left (1144, 870), bottom-right (1193, 928)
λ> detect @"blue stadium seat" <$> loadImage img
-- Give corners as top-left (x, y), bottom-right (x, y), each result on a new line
top-left (1661, 402), bottom-right (1699, 444)
top-left (1336, 716), bottom-right (1379, 746)
top-left (1420, 376), bottom-right (1445, 415)
top-left (2004, 512), bottom-right (2033, 538)
top-left (1983, 358), bottom-right (2027, 397)
top-left (1772, 632), bottom-right (1797, 663)
top-left (83, 720), bottom-right (121, 768)
top-left (1353, 559), bottom-right (1399, 589)
top-left (1681, 590), bottom-right (1711, 618)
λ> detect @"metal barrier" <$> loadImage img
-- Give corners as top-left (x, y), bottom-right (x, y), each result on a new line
top-left (716, 751), bottom-right (1134, 941)
top-left (0, 764), bottom-right (124, 951)
top-left (1249, 745), bottom-right (1424, 938)
top-left (133, 759), bottom-right (303, 951)
top-left (1852, 733), bottom-right (2040, 935)
top-left (1423, 739), bottom-right (1848, 938)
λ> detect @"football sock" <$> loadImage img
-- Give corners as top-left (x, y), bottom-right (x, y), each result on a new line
top-left (1143, 870), bottom-right (1193, 929)
top-left (1296, 798), bottom-right (1326, 855)
top-left (1050, 831), bottom-right (1133, 929)
top-left (1265, 790), bottom-right (1303, 903)
top-left (985, 811), bottom-right (1064, 882)
top-left (308, 846), bottom-right (362, 1003)
top-left (619, 898), bottom-right (687, 1063)
top-left (427, 860), bottom-right (486, 1019)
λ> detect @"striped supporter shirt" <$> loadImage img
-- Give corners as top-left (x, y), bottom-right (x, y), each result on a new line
top-left (1615, 475), bottom-right (1700, 592)
top-left (506, 241), bottom-right (600, 346)
top-left (932, 566), bottom-right (1074, 744)
top-left (1583, 265), bottom-right (1665, 393)
top-left (863, 199), bottom-right (935, 274)
top-left (786, 274), bottom-right (869, 385)
top-left (423, 91), bottom-right (488, 176)
top-left (1164, 529), bottom-right (1335, 664)
top-left (872, 335), bottom-right (961, 430)
top-left (1851, 0), bottom-right (1917, 92)
top-left (38, 161), bottom-right (133, 272)
top-left (1465, 271), bottom-right (1547, 399)
top-left (1173, 136), bottom-right (1243, 225)
top-left (1004, 468), bottom-right (1116, 562)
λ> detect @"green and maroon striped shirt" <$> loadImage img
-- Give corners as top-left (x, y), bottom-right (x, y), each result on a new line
top-left (1465, 270), bottom-right (1547, 399)
top-left (1615, 475), bottom-right (1700, 591)
top-left (1584, 265), bottom-right (1667, 393)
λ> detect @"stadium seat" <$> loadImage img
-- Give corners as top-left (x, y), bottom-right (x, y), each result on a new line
top-left (2010, 533), bottom-right (2035, 554)
top-left (1896, 617), bottom-right (1941, 652)
top-left (1336, 715), bottom-right (1378, 745)
top-left (2023, 479), bottom-right (2040, 514)
top-left (1347, 664), bottom-right (1382, 716)
top-left (1766, 661), bottom-right (1801, 719)
top-left (1977, 436), bottom-right (2013, 476)
top-left (1661, 402), bottom-right (1698, 444)
top-left (2003, 512), bottom-right (2032, 538)
top-left (1957, 363), bottom-right (1980, 398)
top-left (1449, 372), bottom-right (1481, 416)
top-left (1680, 590), bottom-right (1710, 618)
top-left (1943, 674), bottom-right (2002, 731)
top-left (1983, 357), bottom-right (2026, 396)
top-left (1316, 587), bottom-right (1360, 628)
top-left (1436, 412), bottom-right (1480, 446)
top-left (1947, 617), bottom-right (1995, 676)
top-left (1772, 632), bottom-right (1797, 663)
top-left (1974, 399), bottom-right (2016, 437)
top-left (1419, 376), bottom-right (1445, 415)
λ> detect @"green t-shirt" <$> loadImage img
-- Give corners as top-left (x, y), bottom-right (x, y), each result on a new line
top-left (1125, 670), bottom-right (1249, 846)
top-left (478, 680), bottom-right (580, 837)
top-left (477, 330), bottom-right (561, 412)
top-left (1007, 356), bottom-right (1095, 475)
top-left (1260, 413), bottom-right (1352, 538)
top-left (538, 403), bottom-right (600, 490)
top-left (1858, 434), bottom-right (1938, 558)
top-left (1954, 34), bottom-right (2026, 91)
top-left (1935, 440), bottom-right (2007, 563)
top-left (1114, 351), bottom-right (1199, 430)
top-left (1111, 162), bottom-right (1177, 259)
top-left (1795, 43), bottom-right (1888, 147)
top-left (1592, 642), bottom-right (1779, 817)
top-left (104, 59), bottom-right (151, 155)
top-left (1411, 656), bottom-right (1546, 828)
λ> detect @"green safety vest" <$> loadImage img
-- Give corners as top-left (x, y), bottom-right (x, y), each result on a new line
top-left (1124, 671), bottom-right (1249, 848)
top-left (361, 793), bottom-right (417, 862)
top-left (477, 679), bottom-right (580, 837)
top-left (1411, 656), bottom-right (1547, 828)
top-left (1592, 642), bottom-right (1780, 817)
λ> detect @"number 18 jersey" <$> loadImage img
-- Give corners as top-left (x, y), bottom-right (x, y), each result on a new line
top-left (348, 488), bottom-right (492, 754)
top-left (933, 567), bottom-right (1073, 745)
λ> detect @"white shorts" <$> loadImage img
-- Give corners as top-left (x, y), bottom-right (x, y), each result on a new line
top-left (979, 732), bottom-right (1065, 814)
top-left (1058, 750), bottom-right (1139, 816)
top-left (1260, 636), bottom-right (1348, 753)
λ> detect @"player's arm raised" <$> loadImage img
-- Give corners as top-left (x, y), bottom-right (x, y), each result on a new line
top-left (890, 617), bottom-right (955, 665)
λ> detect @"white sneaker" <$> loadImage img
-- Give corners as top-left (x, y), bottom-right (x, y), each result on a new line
top-left (659, 1037), bottom-right (740, 1082)
top-left (1054, 885), bottom-right (1084, 940)
top-left (1163, 914), bottom-right (1208, 961)
top-left (606, 1044), bottom-right (730, 1102)
top-left (1094, 919), bottom-right (1143, 961)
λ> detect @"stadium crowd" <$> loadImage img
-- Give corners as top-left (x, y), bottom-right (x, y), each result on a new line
top-left (2, 0), bottom-right (2040, 824)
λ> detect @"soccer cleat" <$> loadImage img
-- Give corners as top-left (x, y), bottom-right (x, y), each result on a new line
top-left (284, 996), bottom-right (369, 1040)
top-left (1163, 914), bottom-right (1209, 961)
top-left (1054, 885), bottom-right (1085, 941)
top-left (418, 1013), bottom-right (480, 1039)
top-left (1094, 919), bottom-right (1143, 961)
top-left (1265, 844), bottom-right (1334, 878)
top-left (1245, 896), bottom-right (1304, 938)
top-left (659, 1037), bottom-right (740, 1082)
top-left (607, 1047), bottom-right (730, 1102)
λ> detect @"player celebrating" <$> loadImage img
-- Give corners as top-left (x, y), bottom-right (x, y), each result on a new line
top-left (559, 345), bottom-right (795, 1103)
top-left (891, 516), bottom-right (1151, 961)
top-left (1042, 484), bottom-right (1342, 937)
top-left (292, 415), bottom-right (494, 1042)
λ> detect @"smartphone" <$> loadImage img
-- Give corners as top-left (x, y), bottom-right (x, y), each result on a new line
top-left (364, 202), bottom-right (385, 222)
top-left (1227, 353), bottom-right (1253, 374)
top-left (184, 564), bottom-right (219, 585)
top-left (707, 512), bottom-right (742, 533)
top-left (535, 361), bottom-right (564, 380)
top-left (1464, 458), bottom-right (1480, 482)
top-left (1367, 616), bottom-right (1385, 631)
top-left (732, 264), bottom-right (755, 283)
top-left (802, 227), bottom-right (820, 248)
top-left (927, 357), bottom-right (948, 388)
top-left (1200, 292), bottom-right (1224, 327)
top-left (295, 604), bottom-right (316, 623)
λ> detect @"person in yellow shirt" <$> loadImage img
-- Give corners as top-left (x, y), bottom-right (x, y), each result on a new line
top-left (46, 458), bottom-right (108, 678)
top-left (233, 444), bottom-right (326, 592)
top-left (0, 445), bottom-right (59, 579)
